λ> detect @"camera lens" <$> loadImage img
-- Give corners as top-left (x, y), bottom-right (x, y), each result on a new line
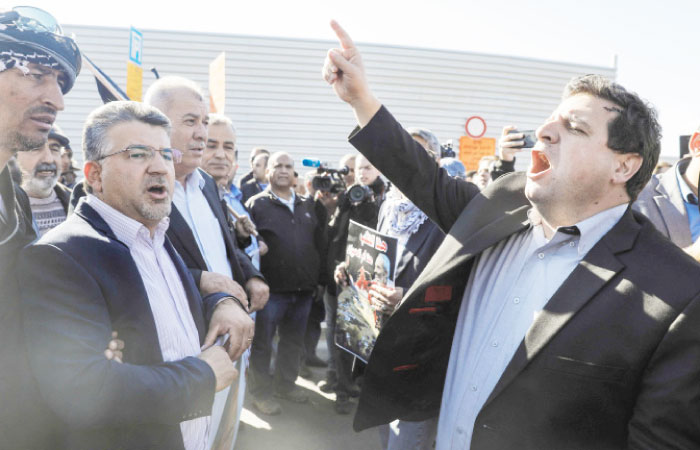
top-left (348, 185), bottom-right (368, 203)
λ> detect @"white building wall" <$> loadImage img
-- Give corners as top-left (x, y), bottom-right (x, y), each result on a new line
top-left (62, 25), bottom-right (615, 178)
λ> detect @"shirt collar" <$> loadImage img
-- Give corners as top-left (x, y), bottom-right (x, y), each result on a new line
top-left (676, 161), bottom-right (698, 205)
top-left (527, 203), bottom-right (627, 256)
top-left (270, 189), bottom-right (296, 204)
top-left (179, 169), bottom-right (206, 191)
top-left (85, 194), bottom-right (170, 248)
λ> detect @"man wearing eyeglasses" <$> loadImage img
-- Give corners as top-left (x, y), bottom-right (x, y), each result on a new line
top-left (17, 100), bottom-right (255, 449)
top-left (0, 6), bottom-right (82, 448)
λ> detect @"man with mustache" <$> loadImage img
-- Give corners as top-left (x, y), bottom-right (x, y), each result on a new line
top-left (15, 125), bottom-right (72, 235)
top-left (144, 76), bottom-right (269, 315)
top-left (18, 101), bottom-right (249, 449)
top-left (0, 6), bottom-right (82, 447)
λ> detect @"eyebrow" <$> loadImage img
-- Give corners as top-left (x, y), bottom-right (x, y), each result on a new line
top-left (182, 113), bottom-right (201, 120)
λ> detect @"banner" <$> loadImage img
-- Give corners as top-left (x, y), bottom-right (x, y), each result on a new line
top-left (336, 221), bottom-right (398, 363)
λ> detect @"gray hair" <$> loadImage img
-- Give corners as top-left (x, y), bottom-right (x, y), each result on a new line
top-left (82, 101), bottom-right (171, 162)
top-left (208, 113), bottom-right (236, 135)
top-left (143, 76), bottom-right (204, 112)
top-left (406, 127), bottom-right (441, 155)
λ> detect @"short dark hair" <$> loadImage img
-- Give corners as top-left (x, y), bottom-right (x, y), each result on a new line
top-left (563, 74), bottom-right (661, 201)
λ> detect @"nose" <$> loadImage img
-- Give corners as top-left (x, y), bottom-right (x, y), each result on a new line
top-left (213, 144), bottom-right (226, 160)
top-left (41, 75), bottom-right (65, 112)
top-left (536, 117), bottom-right (559, 146)
top-left (147, 150), bottom-right (170, 174)
top-left (38, 146), bottom-right (54, 163)
top-left (193, 121), bottom-right (207, 142)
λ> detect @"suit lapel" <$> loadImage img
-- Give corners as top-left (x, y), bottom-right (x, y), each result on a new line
top-left (482, 208), bottom-right (638, 409)
top-left (654, 164), bottom-right (692, 246)
top-left (405, 173), bottom-right (533, 298)
top-left (164, 236), bottom-right (207, 342)
top-left (74, 202), bottom-right (165, 363)
top-left (168, 204), bottom-right (209, 270)
top-left (199, 170), bottom-right (236, 258)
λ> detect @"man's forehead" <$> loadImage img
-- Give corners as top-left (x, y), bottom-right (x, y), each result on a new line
top-left (557, 94), bottom-right (620, 119)
top-left (271, 154), bottom-right (293, 166)
top-left (208, 125), bottom-right (235, 142)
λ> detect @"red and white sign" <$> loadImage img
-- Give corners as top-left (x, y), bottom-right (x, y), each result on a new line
top-left (465, 116), bottom-right (487, 139)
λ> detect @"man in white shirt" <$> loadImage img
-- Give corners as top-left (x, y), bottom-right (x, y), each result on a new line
top-left (18, 100), bottom-right (252, 449)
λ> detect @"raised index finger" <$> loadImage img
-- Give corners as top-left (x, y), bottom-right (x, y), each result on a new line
top-left (330, 20), bottom-right (355, 50)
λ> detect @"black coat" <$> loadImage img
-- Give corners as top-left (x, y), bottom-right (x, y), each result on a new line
top-left (0, 167), bottom-right (55, 448)
top-left (247, 189), bottom-right (328, 293)
top-left (350, 106), bottom-right (700, 449)
top-left (17, 201), bottom-right (223, 449)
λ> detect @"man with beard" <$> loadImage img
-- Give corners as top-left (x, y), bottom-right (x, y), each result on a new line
top-left (0, 6), bottom-right (81, 447)
top-left (18, 101), bottom-right (250, 449)
top-left (15, 126), bottom-right (72, 235)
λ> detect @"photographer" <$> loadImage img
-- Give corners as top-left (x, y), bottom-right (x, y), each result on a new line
top-left (323, 154), bottom-right (385, 414)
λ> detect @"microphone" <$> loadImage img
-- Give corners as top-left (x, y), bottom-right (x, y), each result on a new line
top-left (302, 159), bottom-right (322, 168)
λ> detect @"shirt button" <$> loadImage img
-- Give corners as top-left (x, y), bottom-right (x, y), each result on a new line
top-left (569, 241), bottom-right (575, 247)
top-left (491, 341), bottom-right (498, 347)
top-left (471, 385), bottom-right (477, 391)
top-left (457, 427), bottom-right (465, 434)
top-left (537, 252), bottom-right (545, 259)
top-left (513, 297), bottom-right (520, 304)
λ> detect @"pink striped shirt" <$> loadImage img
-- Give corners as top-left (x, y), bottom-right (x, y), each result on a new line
top-left (86, 195), bottom-right (210, 450)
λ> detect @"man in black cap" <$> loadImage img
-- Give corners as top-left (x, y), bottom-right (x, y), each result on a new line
top-left (0, 6), bottom-right (81, 448)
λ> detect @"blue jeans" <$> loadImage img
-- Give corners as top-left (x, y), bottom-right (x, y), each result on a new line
top-left (249, 291), bottom-right (313, 398)
top-left (378, 418), bottom-right (438, 450)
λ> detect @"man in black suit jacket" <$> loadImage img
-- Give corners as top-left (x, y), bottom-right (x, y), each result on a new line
top-left (19, 101), bottom-right (250, 449)
top-left (144, 76), bottom-right (269, 314)
top-left (323, 22), bottom-right (700, 449)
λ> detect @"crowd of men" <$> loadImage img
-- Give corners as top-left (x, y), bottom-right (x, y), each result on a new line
top-left (2, 6), bottom-right (700, 450)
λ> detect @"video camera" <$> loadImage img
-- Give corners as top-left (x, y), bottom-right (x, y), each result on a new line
top-left (303, 159), bottom-right (349, 195)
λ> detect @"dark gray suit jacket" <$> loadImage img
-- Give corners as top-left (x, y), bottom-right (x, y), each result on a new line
top-left (350, 106), bottom-right (700, 449)
top-left (18, 201), bottom-right (222, 450)
top-left (633, 157), bottom-right (693, 247)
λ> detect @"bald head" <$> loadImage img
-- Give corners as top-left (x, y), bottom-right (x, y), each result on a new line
top-left (144, 76), bottom-right (204, 114)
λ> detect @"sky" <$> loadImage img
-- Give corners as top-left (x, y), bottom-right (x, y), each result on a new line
top-left (19, 0), bottom-right (700, 157)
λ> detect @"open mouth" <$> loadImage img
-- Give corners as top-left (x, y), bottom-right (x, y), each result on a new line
top-left (146, 185), bottom-right (168, 199)
top-left (527, 149), bottom-right (551, 179)
top-left (35, 170), bottom-right (57, 177)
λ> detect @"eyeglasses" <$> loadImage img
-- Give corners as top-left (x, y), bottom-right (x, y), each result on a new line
top-left (98, 145), bottom-right (183, 164)
top-left (6, 6), bottom-right (63, 34)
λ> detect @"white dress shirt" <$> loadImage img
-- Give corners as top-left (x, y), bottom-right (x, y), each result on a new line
top-left (86, 194), bottom-right (209, 450)
top-left (436, 204), bottom-right (628, 450)
top-left (173, 169), bottom-right (233, 279)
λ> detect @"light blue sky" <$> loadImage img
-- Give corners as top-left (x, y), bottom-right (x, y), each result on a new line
top-left (30, 0), bottom-right (700, 157)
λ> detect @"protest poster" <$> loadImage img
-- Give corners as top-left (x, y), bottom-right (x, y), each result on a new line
top-left (335, 221), bottom-right (398, 363)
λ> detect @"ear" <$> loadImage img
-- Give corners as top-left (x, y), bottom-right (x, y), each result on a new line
top-left (84, 160), bottom-right (103, 194)
top-left (689, 132), bottom-right (700, 156)
top-left (612, 152), bottom-right (643, 185)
